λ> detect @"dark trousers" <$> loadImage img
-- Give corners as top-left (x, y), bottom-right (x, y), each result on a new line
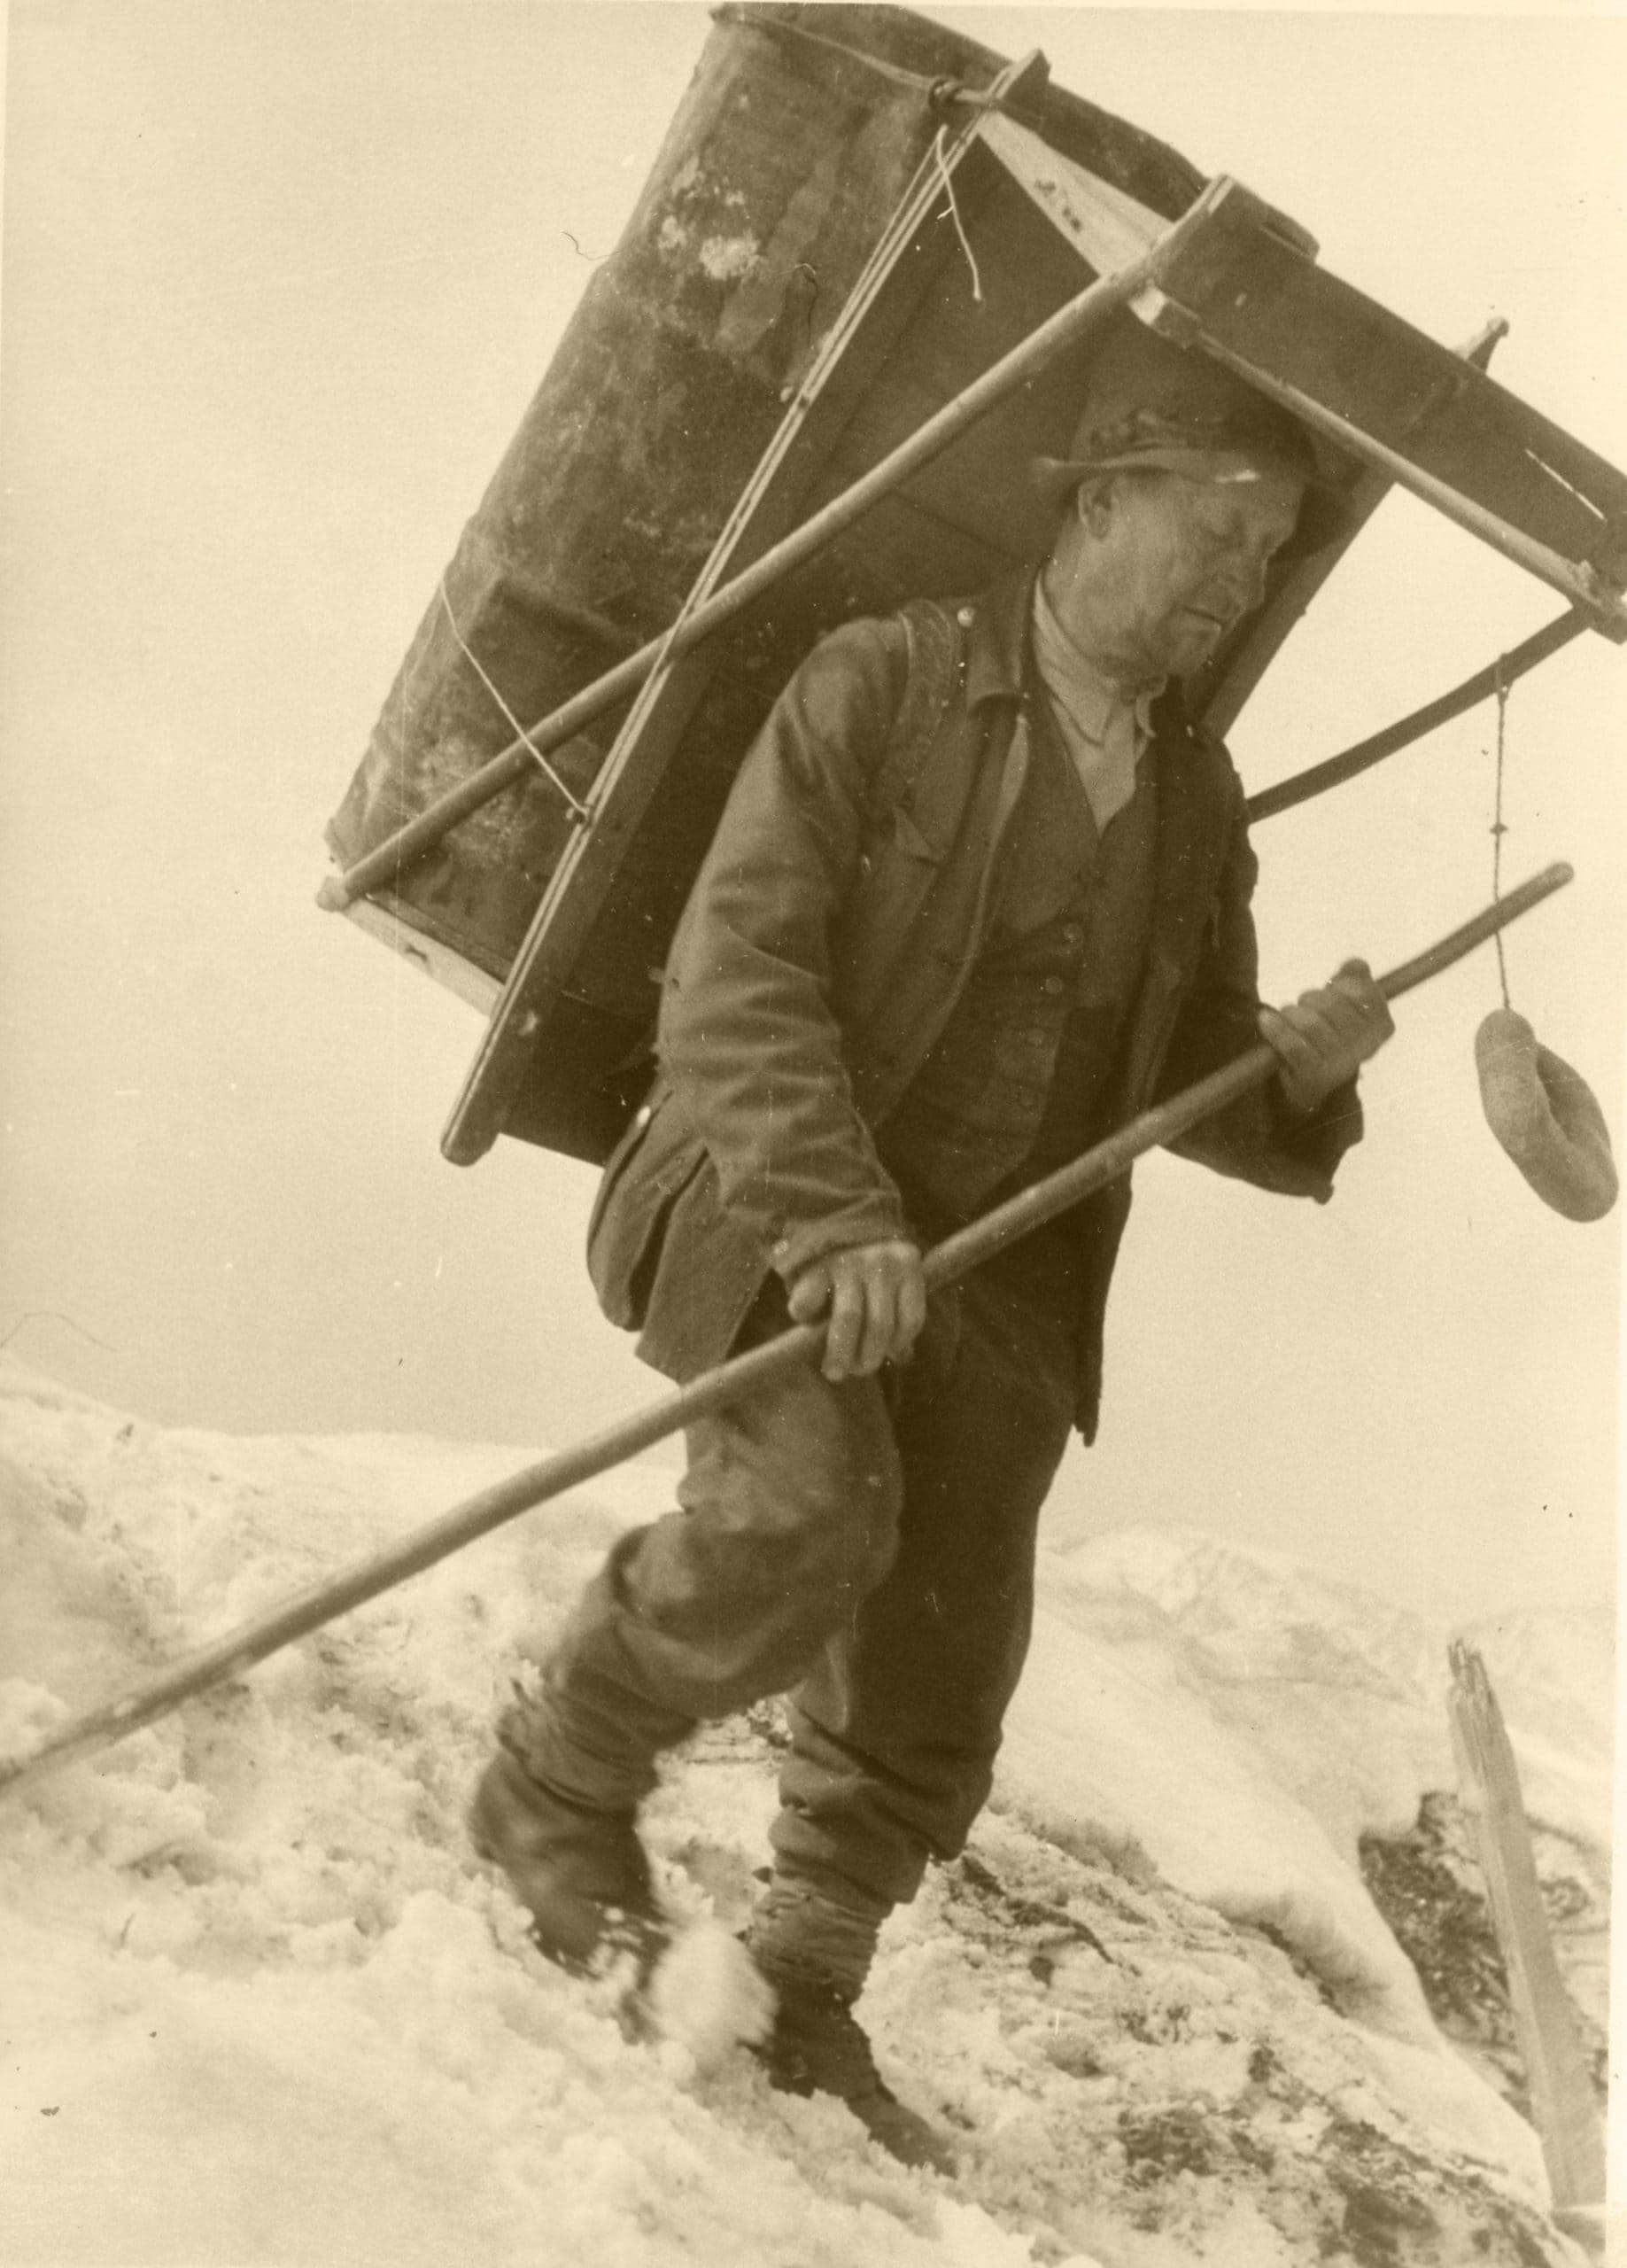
top-left (504, 1243), bottom-right (1079, 1909)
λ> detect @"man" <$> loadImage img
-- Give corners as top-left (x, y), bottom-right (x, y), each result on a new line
top-left (470, 338), bottom-right (1394, 2169)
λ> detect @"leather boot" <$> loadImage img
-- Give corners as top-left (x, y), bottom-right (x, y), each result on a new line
top-left (755, 1972), bottom-right (957, 2174)
top-left (746, 1872), bottom-right (955, 2173)
top-left (469, 1747), bottom-right (665, 1977)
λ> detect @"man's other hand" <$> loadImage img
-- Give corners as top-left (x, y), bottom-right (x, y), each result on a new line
top-left (1259, 958), bottom-right (1394, 1115)
top-left (786, 1239), bottom-right (927, 1380)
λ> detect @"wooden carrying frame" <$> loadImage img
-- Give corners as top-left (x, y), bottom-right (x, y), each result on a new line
top-left (320, 13), bottom-right (1627, 1169)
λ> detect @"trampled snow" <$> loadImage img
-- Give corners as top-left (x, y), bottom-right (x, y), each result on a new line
top-left (0, 1357), bottom-right (1607, 2265)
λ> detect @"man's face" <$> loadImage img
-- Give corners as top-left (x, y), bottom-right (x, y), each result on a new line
top-left (1049, 465), bottom-right (1306, 682)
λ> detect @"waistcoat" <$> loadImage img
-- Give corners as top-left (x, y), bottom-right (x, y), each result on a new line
top-left (877, 690), bottom-right (1160, 1223)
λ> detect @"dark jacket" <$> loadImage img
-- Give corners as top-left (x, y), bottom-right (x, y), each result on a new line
top-left (587, 573), bottom-right (1360, 1437)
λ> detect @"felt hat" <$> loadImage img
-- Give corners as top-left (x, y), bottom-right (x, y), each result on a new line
top-left (1032, 323), bottom-right (1345, 542)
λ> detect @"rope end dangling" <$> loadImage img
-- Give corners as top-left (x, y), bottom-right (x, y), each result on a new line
top-left (931, 127), bottom-right (984, 306)
top-left (1489, 655), bottom-right (1512, 1010)
top-left (1475, 667), bottom-right (1616, 1223)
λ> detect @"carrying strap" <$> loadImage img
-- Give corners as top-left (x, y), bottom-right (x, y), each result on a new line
top-left (866, 598), bottom-right (965, 827)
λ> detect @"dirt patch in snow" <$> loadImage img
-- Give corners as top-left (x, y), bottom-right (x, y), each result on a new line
top-left (1360, 1790), bottom-right (1609, 2120)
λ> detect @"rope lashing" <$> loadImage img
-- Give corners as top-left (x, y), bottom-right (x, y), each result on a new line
top-left (437, 578), bottom-right (591, 824)
top-left (1471, 652), bottom-right (1617, 1223)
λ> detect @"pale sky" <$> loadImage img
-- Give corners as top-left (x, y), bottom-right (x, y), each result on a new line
top-left (2, 3), bottom-right (1623, 1624)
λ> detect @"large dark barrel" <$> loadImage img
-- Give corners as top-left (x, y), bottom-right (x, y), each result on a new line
top-left (325, 4), bottom-right (1202, 997)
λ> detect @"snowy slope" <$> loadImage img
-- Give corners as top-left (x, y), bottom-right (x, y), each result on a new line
top-left (1004, 1525), bottom-right (1610, 2042)
top-left (0, 1358), bottom-right (1605, 2267)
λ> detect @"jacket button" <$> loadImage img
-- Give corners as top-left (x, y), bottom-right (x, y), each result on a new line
top-left (957, 605), bottom-right (974, 627)
top-left (632, 1102), bottom-right (653, 1131)
top-left (1042, 976), bottom-right (1065, 995)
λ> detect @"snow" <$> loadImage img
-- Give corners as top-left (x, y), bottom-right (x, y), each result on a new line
top-left (1004, 1524), bottom-right (1611, 2050)
top-left (645, 1923), bottom-right (777, 2070)
top-left (0, 1355), bottom-right (1605, 2266)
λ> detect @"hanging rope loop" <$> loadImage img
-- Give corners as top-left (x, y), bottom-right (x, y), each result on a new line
top-left (1490, 651), bottom-right (1512, 1009)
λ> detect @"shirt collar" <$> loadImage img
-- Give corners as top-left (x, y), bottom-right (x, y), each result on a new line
top-left (960, 568), bottom-right (1170, 741)
top-left (1030, 575), bottom-right (1166, 742)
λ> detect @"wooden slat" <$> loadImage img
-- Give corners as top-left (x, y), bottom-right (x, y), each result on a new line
top-left (982, 105), bottom-right (1316, 270)
top-left (981, 107), bottom-right (1171, 272)
top-left (1140, 187), bottom-right (1627, 579)
top-left (343, 898), bottom-right (500, 1015)
top-left (1446, 1642), bottom-right (1605, 2229)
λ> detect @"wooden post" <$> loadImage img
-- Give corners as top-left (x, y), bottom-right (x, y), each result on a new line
top-left (1445, 1641), bottom-right (1605, 2251)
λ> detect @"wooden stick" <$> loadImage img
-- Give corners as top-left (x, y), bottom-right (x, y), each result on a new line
top-left (1245, 611), bottom-right (1586, 825)
top-left (1446, 1643), bottom-right (1605, 2236)
top-left (0, 864), bottom-right (1572, 1803)
top-left (317, 180), bottom-right (1235, 913)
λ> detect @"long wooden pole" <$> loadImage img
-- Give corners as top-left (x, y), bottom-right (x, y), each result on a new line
top-left (317, 180), bottom-right (1233, 913)
top-left (0, 864), bottom-right (1572, 1805)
